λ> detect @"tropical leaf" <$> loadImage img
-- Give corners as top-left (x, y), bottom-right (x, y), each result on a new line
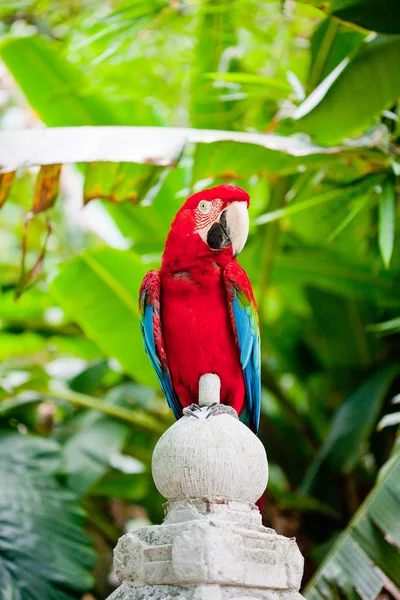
top-left (90, 470), bottom-right (148, 501)
top-left (366, 317), bottom-right (400, 335)
top-left (308, 19), bottom-right (366, 89)
top-left (191, 133), bottom-right (387, 183)
top-left (305, 287), bottom-right (376, 368)
top-left (378, 178), bottom-right (396, 268)
top-left (256, 174), bottom-right (382, 225)
top-left (0, 430), bottom-right (95, 600)
top-left (298, 0), bottom-right (400, 34)
top-left (0, 125), bottom-right (388, 174)
top-left (0, 172), bottom-right (15, 208)
top-left (271, 249), bottom-right (399, 306)
top-left (32, 165), bottom-right (62, 214)
top-left (305, 446), bottom-right (400, 600)
top-left (292, 36), bottom-right (400, 144)
top-left (205, 71), bottom-right (291, 94)
top-left (378, 411), bottom-right (400, 430)
top-left (302, 364), bottom-right (399, 492)
top-left (0, 332), bottom-right (47, 360)
top-left (51, 248), bottom-right (156, 386)
top-left (190, 0), bottom-right (238, 129)
top-left (83, 162), bottom-right (165, 205)
top-left (0, 36), bottom-right (126, 127)
top-left (0, 126), bottom-right (389, 222)
top-left (62, 396), bottom-right (132, 497)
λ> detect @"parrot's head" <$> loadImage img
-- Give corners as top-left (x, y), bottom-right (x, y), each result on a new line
top-left (163, 184), bottom-right (250, 270)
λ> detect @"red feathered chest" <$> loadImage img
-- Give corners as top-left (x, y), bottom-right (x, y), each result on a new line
top-left (159, 266), bottom-right (245, 415)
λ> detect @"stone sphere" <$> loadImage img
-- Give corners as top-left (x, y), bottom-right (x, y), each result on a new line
top-left (152, 411), bottom-right (268, 504)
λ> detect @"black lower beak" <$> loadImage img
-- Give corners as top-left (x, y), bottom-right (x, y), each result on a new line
top-left (206, 210), bottom-right (231, 250)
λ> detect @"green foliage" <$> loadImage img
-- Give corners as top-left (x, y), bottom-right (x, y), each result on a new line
top-left (0, 0), bottom-right (400, 598)
top-left (305, 443), bottom-right (400, 599)
top-left (300, 0), bottom-right (400, 34)
top-left (291, 36), bottom-right (400, 143)
top-left (302, 364), bottom-right (399, 491)
top-left (378, 178), bottom-right (396, 268)
top-left (51, 248), bottom-right (156, 385)
top-left (0, 36), bottom-right (126, 126)
top-left (0, 431), bottom-right (96, 599)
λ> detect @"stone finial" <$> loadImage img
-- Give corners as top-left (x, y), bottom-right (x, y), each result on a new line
top-left (151, 391), bottom-right (268, 504)
top-left (107, 374), bottom-right (305, 600)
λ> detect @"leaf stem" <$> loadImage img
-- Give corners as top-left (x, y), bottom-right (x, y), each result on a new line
top-left (309, 19), bottom-right (338, 90)
top-left (47, 386), bottom-right (165, 433)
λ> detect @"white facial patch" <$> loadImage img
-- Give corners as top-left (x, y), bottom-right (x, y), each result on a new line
top-left (194, 198), bottom-right (224, 243)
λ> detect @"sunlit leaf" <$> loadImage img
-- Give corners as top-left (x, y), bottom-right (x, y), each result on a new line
top-left (205, 71), bottom-right (291, 94)
top-left (51, 248), bottom-right (156, 385)
top-left (191, 0), bottom-right (238, 130)
top-left (292, 36), bottom-right (400, 144)
top-left (378, 411), bottom-right (400, 430)
top-left (84, 162), bottom-right (166, 205)
top-left (366, 317), bottom-right (400, 335)
top-left (0, 171), bottom-right (15, 209)
top-left (0, 332), bottom-right (47, 360)
top-left (256, 174), bottom-right (381, 225)
top-left (378, 179), bottom-right (396, 268)
top-left (0, 126), bottom-right (387, 174)
top-left (32, 164), bottom-right (62, 214)
top-left (309, 19), bottom-right (366, 89)
top-left (0, 36), bottom-right (130, 126)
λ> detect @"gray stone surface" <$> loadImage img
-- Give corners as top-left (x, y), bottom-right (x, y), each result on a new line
top-left (152, 410), bottom-right (268, 504)
top-left (107, 375), bottom-right (305, 600)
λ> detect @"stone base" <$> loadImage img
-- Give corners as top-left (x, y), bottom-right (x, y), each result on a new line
top-left (109, 583), bottom-right (304, 600)
top-left (109, 499), bottom-right (304, 600)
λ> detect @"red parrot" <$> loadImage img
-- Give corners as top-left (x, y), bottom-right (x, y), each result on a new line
top-left (139, 184), bottom-right (261, 432)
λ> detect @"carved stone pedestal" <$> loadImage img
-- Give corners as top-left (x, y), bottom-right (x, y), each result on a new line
top-left (107, 375), bottom-right (305, 600)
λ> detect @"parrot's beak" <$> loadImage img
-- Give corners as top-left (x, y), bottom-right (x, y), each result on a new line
top-left (223, 201), bottom-right (249, 258)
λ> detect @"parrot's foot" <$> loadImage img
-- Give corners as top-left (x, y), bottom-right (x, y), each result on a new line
top-left (182, 403), bottom-right (202, 418)
top-left (205, 403), bottom-right (238, 420)
top-left (182, 403), bottom-right (238, 420)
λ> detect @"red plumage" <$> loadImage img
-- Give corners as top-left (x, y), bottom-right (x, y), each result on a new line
top-left (140, 184), bottom-right (259, 422)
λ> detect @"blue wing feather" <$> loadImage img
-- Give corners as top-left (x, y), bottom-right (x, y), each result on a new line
top-left (225, 270), bottom-right (261, 433)
top-left (139, 280), bottom-right (181, 420)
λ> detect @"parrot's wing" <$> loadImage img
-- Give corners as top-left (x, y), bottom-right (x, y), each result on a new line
top-left (223, 262), bottom-right (261, 433)
top-left (139, 270), bottom-right (182, 419)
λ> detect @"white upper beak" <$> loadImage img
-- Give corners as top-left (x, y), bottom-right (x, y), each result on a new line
top-left (225, 201), bottom-right (249, 258)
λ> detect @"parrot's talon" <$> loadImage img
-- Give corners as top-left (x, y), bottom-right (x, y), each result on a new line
top-left (205, 403), bottom-right (219, 418)
top-left (183, 403), bottom-right (202, 418)
top-left (205, 404), bottom-right (239, 420)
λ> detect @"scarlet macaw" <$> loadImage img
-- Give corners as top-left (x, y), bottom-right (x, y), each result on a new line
top-left (139, 184), bottom-right (261, 432)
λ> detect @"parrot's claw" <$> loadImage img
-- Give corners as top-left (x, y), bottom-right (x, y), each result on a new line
top-left (205, 403), bottom-right (219, 418)
top-left (182, 403), bottom-right (202, 418)
top-left (206, 403), bottom-right (239, 420)
top-left (182, 402), bottom-right (239, 421)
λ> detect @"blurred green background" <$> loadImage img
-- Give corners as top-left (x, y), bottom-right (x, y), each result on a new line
top-left (1, 1), bottom-right (400, 599)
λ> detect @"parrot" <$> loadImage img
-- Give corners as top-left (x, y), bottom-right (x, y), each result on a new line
top-left (139, 184), bottom-right (261, 432)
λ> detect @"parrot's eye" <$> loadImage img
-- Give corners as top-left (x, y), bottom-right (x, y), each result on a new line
top-left (198, 200), bottom-right (212, 215)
